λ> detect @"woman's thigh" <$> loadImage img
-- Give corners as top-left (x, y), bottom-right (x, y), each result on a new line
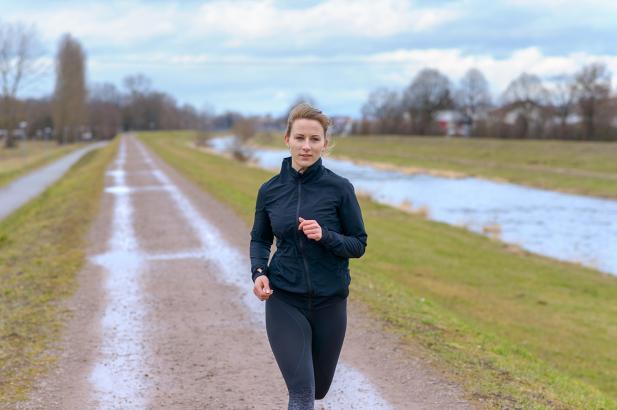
top-left (310, 298), bottom-right (347, 399)
top-left (265, 295), bottom-right (314, 394)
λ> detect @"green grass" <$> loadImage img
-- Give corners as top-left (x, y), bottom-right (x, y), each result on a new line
top-left (141, 130), bottom-right (617, 409)
top-left (0, 138), bottom-right (119, 405)
top-left (253, 133), bottom-right (617, 200)
top-left (0, 140), bottom-right (85, 188)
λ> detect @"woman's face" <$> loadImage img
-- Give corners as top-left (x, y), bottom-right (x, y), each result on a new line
top-left (284, 118), bottom-right (328, 171)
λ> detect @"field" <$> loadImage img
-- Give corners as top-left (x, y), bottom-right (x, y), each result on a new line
top-left (141, 130), bottom-right (617, 409)
top-left (0, 140), bottom-right (84, 188)
top-left (253, 133), bottom-right (617, 199)
top-left (0, 139), bottom-right (118, 403)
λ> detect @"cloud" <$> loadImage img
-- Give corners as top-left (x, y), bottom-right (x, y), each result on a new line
top-left (190, 0), bottom-right (460, 44)
top-left (108, 46), bottom-right (617, 88)
top-left (506, 0), bottom-right (617, 10)
top-left (4, 1), bottom-right (617, 115)
top-left (3, 3), bottom-right (181, 48)
top-left (84, 46), bottom-right (617, 115)
top-left (364, 47), bottom-right (617, 93)
top-left (4, 0), bottom-right (461, 51)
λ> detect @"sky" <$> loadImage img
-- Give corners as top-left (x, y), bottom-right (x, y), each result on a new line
top-left (3, 0), bottom-right (617, 117)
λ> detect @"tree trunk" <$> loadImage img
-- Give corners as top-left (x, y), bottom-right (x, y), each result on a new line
top-left (2, 97), bottom-right (17, 149)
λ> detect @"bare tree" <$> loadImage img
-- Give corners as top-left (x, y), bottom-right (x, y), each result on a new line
top-left (502, 73), bottom-right (549, 138)
top-left (122, 73), bottom-right (152, 130)
top-left (118, 74), bottom-right (205, 132)
top-left (53, 33), bottom-right (87, 144)
top-left (88, 82), bottom-right (121, 139)
top-left (22, 96), bottom-right (53, 138)
top-left (361, 87), bottom-right (403, 134)
top-left (456, 68), bottom-right (491, 128)
top-left (549, 75), bottom-right (577, 139)
top-left (403, 68), bottom-right (452, 135)
top-left (230, 116), bottom-right (257, 161)
top-left (574, 62), bottom-right (611, 140)
top-left (0, 21), bottom-right (43, 148)
top-left (123, 73), bottom-right (152, 96)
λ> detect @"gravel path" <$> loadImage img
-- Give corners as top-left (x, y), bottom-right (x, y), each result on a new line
top-left (18, 134), bottom-right (476, 409)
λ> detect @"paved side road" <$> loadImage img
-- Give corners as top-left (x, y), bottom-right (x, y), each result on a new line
top-left (18, 134), bottom-right (476, 409)
top-left (0, 142), bottom-right (108, 220)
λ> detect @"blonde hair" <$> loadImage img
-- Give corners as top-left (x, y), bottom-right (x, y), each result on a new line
top-left (285, 103), bottom-right (331, 142)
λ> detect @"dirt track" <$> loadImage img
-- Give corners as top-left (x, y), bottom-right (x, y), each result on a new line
top-left (18, 134), bottom-right (475, 409)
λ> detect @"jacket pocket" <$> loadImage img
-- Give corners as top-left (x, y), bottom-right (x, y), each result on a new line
top-left (306, 254), bottom-right (347, 296)
top-left (269, 255), bottom-right (302, 290)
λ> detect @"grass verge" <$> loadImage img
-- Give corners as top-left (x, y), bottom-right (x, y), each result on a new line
top-left (141, 130), bottom-right (617, 409)
top-left (0, 138), bottom-right (119, 405)
top-left (0, 141), bottom-right (85, 188)
top-left (253, 133), bottom-right (617, 200)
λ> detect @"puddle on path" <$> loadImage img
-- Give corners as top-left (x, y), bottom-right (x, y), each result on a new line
top-left (89, 140), bottom-right (151, 409)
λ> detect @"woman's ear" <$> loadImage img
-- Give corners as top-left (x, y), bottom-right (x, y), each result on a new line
top-left (284, 134), bottom-right (290, 147)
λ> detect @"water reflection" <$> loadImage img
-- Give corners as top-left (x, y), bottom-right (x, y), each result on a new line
top-left (210, 136), bottom-right (617, 277)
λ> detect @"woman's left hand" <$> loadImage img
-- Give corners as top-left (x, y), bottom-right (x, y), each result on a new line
top-left (298, 217), bottom-right (322, 241)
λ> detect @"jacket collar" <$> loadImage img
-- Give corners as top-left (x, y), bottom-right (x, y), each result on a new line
top-left (281, 156), bottom-right (324, 183)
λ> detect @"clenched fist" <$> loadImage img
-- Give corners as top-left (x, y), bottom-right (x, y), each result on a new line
top-left (253, 274), bottom-right (273, 301)
top-left (298, 217), bottom-right (322, 241)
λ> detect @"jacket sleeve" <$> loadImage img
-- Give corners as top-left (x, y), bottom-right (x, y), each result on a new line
top-left (249, 185), bottom-right (274, 282)
top-left (319, 182), bottom-right (367, 258)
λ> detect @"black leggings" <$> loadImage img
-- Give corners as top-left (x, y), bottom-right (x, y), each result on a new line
top-left (265, 288), bottom-right (347, 410)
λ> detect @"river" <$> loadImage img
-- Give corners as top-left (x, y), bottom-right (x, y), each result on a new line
top-left (210, 137), bottom-right (617, 277)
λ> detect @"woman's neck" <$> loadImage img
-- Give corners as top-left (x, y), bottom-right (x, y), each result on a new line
top-left (291, 159), bottom-right (306, 174)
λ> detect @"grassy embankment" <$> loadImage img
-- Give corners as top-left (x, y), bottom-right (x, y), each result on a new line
top-left (141, 130), bottom-right (617, 409)
top-left (253, 133), bottom-right (617, 200)
top-left (0, 141), bottom-right (85, 188)
top-left (0, 138), bottom-right (119, 405)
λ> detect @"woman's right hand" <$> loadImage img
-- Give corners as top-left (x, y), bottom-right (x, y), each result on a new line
top-left (253, 275), bottom-right (273, 301)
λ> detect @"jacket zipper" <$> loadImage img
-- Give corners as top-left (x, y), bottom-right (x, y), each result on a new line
top-left (295, 177), bottom-right (313, 296)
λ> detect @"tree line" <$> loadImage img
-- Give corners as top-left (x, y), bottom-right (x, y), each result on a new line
top-left (359, 64), bottom-right (616, 141)
top-left (2, 19), bottom-right (616, 146)
top-left (0, 22), bottom-right (211, 149)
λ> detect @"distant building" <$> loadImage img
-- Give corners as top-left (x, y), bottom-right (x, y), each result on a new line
top-left (435, 110), bottom-right (471, 136)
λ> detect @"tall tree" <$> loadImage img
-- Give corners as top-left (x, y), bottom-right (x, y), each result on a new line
top-left (549, 75), bottom-right (577, 139)
top-left (403, 68), bottom-right (452, 135)
top-left (53, 33), bottom-right (87, 144)
top-left (0, 21), bottom-right (43, 148)
top-left (456, 68), bottom-right (491, 127)
top-left (502, 73), bottom-right (548, 138)
top-left (361, 87), bottom-right (403, 134)
top-left (122, 73), bottom-right (152, 130)
top-left (88, 82), bottom-right (121, 139)
top-left (574, 62), bottom-right (611, 140)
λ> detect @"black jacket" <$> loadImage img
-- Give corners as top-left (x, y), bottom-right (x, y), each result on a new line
top-left (250, 156), bottom-right (367, 298)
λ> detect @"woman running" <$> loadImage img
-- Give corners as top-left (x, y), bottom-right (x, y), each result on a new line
top-left (250, 103), bottom-right (368, 409)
